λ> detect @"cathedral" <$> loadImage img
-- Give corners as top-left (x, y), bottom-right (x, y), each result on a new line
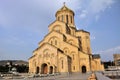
top-left (29, 4), bottom-right (104, 74)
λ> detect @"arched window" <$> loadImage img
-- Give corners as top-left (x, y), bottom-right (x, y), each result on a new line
top-left (53, 26), bottom-right (61, 32)
top-left (73, 66), bottom-right (75, 70)
top-left (63, 48), bottom-right (69, 55)
top-left (62, 15), bottom-right (64, 22)
top-left (58, 16), bottom-right (60, 21)
top-left (71, 16), bottom-right (72, 23)
top-left (62, 60), bottom-right (64, 69)
top-left (55, 40), bottom-right (57, 45)
top-left (68, 39), bottom-right (74, 45)
top-left (66, 15), bottom-right (68, 24)
top-left (49, 37), bottom-right (59, 47)
top-left (51, 41), bottom-right (53, 45)
top-left (87, 47), bottom-right (90, 54)
top-left (73, 54), bottom-right (74, 60)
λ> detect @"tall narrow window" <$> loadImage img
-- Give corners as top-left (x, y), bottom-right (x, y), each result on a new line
top-left (51, 41), bottom-right (53, 45)
top-left (71, 16), bottom-right (72, 23)
top-left (62, 60), bottom-right (64, 69)
top-left (55, 40), bottom-right (57, 45)
top-left (73, 54), bottom-right (74, 60)
top-left (66, 15), bottom-right (68, 24)
top-left (73, 66), bottom-right (75, 70)
top-left (87, 47), bottom-right (90, 54)
top-left (58, 17), bottom-right (60, 21)
top-left (62, 15), bottom-right (64, 22)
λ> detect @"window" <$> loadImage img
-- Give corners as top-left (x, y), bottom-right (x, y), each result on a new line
top-left (53, 26), bottom-right (61, 32)
top-left (55, 40), bottom-right (57, 45)
top-left (70, 42), bottom-right (72, 45)
top-left (51, 41), bottom-right (53, 45)
top-left (87, 47), bottom-right (90, 53)
top-left (71, 16), bottom-right (72, 23)
top-left (73, 54), bottom-right (74, 60)
top-left (62, 60), bottom-right (64, 69)
top-left (73, 66), bottom-right (75, 70)
top-left (65, 50), bottom-right (67, 53)
top-left (66, 15), bottom-right (68, 23)
top-left (62, 15), bottom-right (64, 22)
top-left (58, 16), bottom-right (60, 21)
top-left (86, 36), bottom-right (89, 39)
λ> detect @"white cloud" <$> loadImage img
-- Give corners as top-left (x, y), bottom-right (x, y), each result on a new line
top-left (89, 0), bottom-right (114, 14)
top-left (79, 10), bottom-right (87, 19)
top-left (90, 36), bottom-right (96, 40)
top-left (95, 15), bottom-right (100, 21)
top-left (94, 46), bottom-right (120, 61)
top-left (77, 0), bottom-right (115, 26)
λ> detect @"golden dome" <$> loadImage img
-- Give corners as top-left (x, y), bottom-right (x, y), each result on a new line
top-left (55, 4), bottom-right (74, 17)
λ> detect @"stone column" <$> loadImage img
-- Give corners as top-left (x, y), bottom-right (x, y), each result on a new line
top-left (47, 65), bottom-right (50, 74)
top-left (53, 66), bottom-right (55, 74)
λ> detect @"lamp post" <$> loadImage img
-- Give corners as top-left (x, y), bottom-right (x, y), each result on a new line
top-left (7, 62), bottom-right (12, 73)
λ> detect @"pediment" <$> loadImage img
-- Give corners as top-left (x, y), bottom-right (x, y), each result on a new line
top-left (48, 20), bottom-right (66, 28)
top-left (48, 20), bottom-right (67, 33)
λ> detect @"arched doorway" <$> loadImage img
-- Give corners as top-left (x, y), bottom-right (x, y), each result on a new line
top-left (82, 66), bottom-right (86, 73)
top-left (49, 66), bottom-right (53, 74)
top-left (36, 67), bottom-right (39, 74)
top-left (41, 63), bottom-right (48, 74)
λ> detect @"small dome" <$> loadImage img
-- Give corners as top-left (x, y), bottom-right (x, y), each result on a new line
top-left (55, 5), bottom-right (74, 17)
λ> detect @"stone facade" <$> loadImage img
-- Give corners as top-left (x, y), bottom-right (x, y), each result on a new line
top-left (114, 54), bottom-right (120, 66)
top-left (29, 4), bottom-right (104, 74)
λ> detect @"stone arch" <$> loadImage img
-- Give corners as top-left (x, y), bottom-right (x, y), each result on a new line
top-left (48, 37), bottom-right (54, 45)
top-left (54, 38), bottom-right (58, 46)
top-left (41, 63), bottom-right (48, 74)
top-left (68, 39), bottom-right (74, 45)
top-left (48, 36), bottom-right (59, 47)
top-left (36, 66), bottom-right (40, 74)
top-left (43, 49), bottom-right (50, 59)
top-left (49, 66), bottom-right (53, 74)
top-left (81, 65), bottom-right (86, 73)
top-left (63, 47), bottom-right (69, 55)
top-left (52, 25), bottom-right (62, 32)
top-left (43, 49), bottom-right (49, 54)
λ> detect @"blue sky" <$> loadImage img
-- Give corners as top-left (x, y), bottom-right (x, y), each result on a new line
top-left (0, 0), bottom-right (120, 61)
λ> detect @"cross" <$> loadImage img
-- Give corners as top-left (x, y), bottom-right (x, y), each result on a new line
top-left (63, 2), bottom-right (66, 6)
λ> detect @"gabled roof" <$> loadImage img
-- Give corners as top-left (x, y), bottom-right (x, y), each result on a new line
top-left (76, 29), bottom-right (90, 34)
top-left (92, 54), bottom-right (101, 59)
top-left (48, 20), bottom-right (66, 28)
top-left (33, 42), bottom-right (63, 53)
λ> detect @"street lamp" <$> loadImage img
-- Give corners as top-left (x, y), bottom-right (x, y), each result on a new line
top-left (7, 62), bottom-right (12, 73)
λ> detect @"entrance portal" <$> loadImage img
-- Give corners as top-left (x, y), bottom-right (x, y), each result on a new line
top-left (41, 63), bottom-right (48, 74)
top-left (49, 66), bottom-right (53, 74)
top-left (82, 66), bottom-right (86, 73)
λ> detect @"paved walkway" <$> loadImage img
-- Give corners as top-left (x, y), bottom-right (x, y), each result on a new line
top-left (1, 72), bottom-right (116, 80)
top-left (0, 73), bottom-right (92, 80)
top-left (25, 73), bottom-right (91, 80)
top-left (95, 72), bottom-right (112, 80)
